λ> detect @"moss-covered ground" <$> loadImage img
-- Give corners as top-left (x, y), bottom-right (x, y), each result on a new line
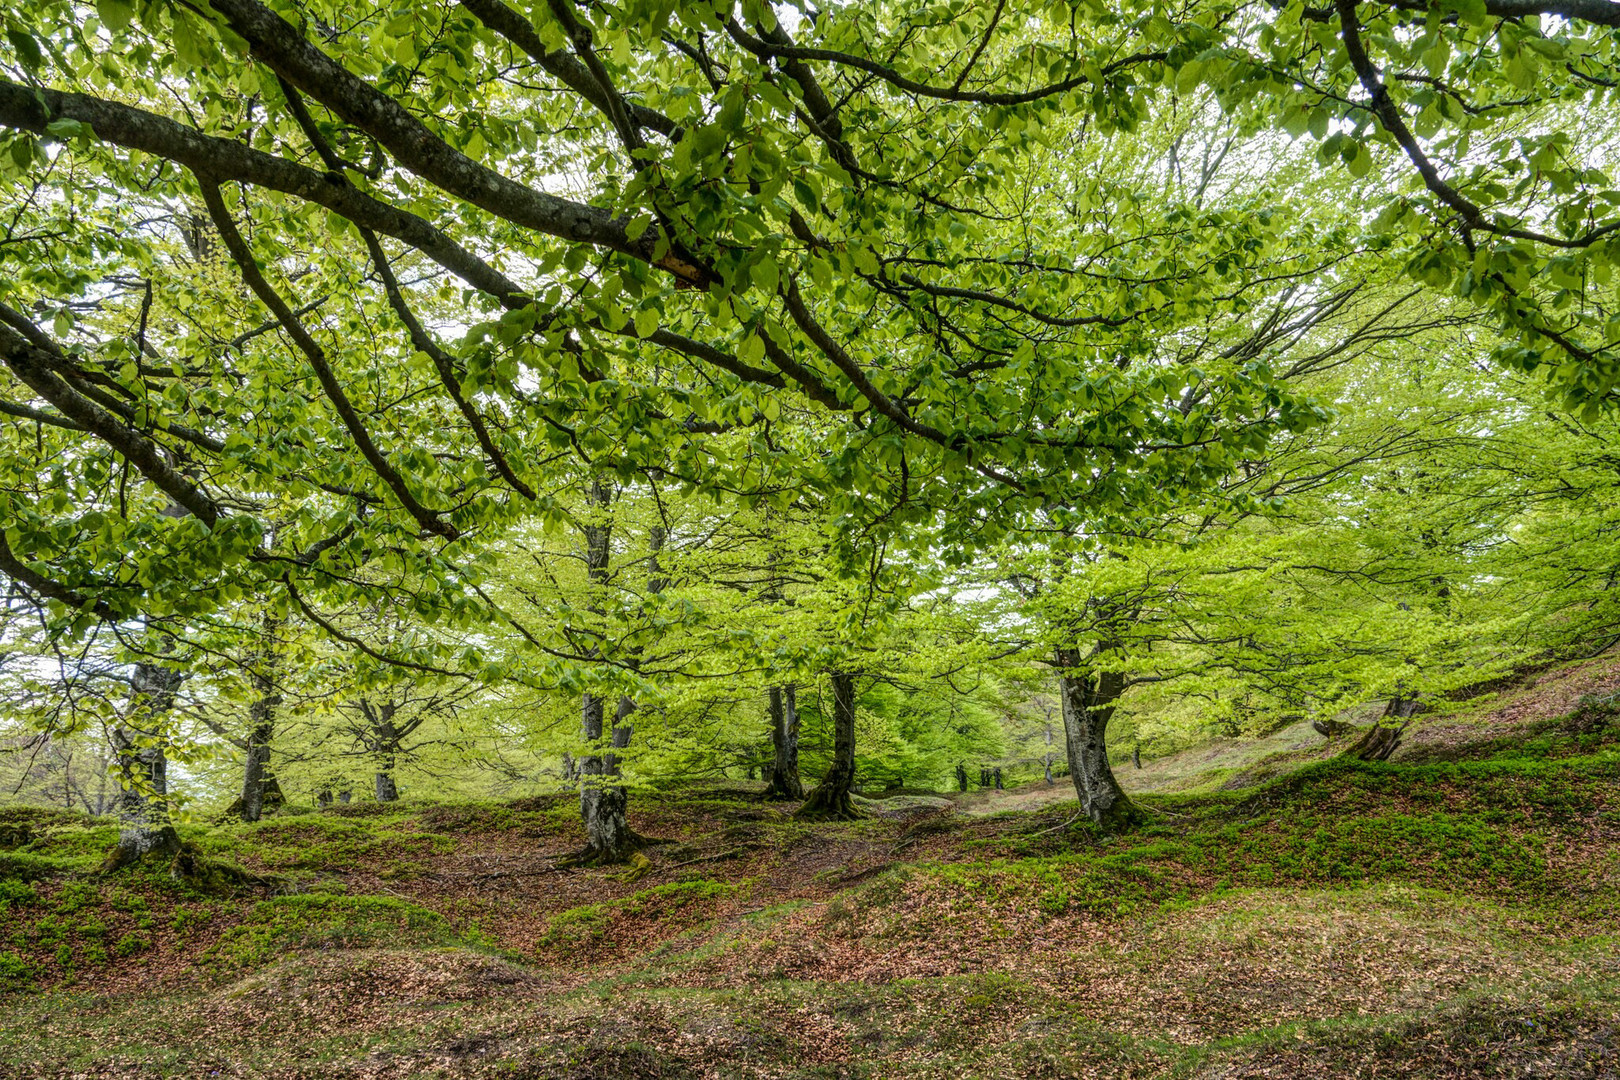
top-left (1, 660), bottom-right (1618, 1078)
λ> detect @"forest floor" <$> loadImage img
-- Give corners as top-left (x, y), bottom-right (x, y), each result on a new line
top-left (2, 658), bottom-right (1619, 1079)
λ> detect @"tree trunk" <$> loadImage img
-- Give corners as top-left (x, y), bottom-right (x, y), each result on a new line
top-left (765, 685), bottom-right (805, 799)
top-left (1044, 717), bottom-right (1056, 784)
top-left (105, 658), bottom-right (184, 870)
top-left (797, 672), bottom-right (861, 819)
top-left (564, 480), bottom-right (656, 866)
top-left (574, 692), bottom-right (644, 864)
top-left (238, 627), bottom-right (281, 822)
top-left (1132, 744), bottom-right (1142, 770)
top-left (1347, 695), bottom-right (1423, 761)
top-left (374, 759), bottom-right (399, 802)
top-left (1056, 647), bottom-right (1142, 830)
top-left (956, 763), bottom-right (969, 792)
top-left (993, 766), bottom-right (1004, 790)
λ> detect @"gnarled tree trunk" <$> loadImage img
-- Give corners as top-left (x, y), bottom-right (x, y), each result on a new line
top-left (797, 672), bottom-right (861, 819)
top-left (238, 621), bottom-right (283, 822)
top-left (357, 698), bottom-right (403, 802)
top-left (1347, 694), bottom-right (1423, 761)
top-left (374, 758), bottom-right (399, 802)
top-left (765, 684), bottom-right (804, 799)
top-left (1056, 646), bottom-right (1142, 830)
top-left (575, 692), bottom-right (644, 863)
top-left (105, 658), bottom-right (184, 870)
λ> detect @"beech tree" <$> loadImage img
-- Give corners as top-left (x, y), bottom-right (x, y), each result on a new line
top-left (2, 0), bottom-right (1617, 855)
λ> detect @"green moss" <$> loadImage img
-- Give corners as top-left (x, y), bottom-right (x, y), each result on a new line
top-left (917, 750), bottom-right (1616, 922)
top-left (0, 851), bottom-right (89, 882)
top-left (1204, 812), bottom-right (1549, 892)
top-left (0, 950), bottom-right (33, 989)
top-left (0, 879), bottom-right (36, 912)
top-left (203, 894), bottom-right (481, 971)
top-left (538, 903), bottom-right (609, 949)
top-left (16, 824), bottom-right (120, 861)
top-left (169, 903), bottom-right (214, 936)
top-left (112, 931), bottom-right (150, 958)
top-left (538, 879), bottom-right (745, 950)
top-left (215, 817), bottom-right (455, 870)
top-left (52, 880), bottom-right (101, 914)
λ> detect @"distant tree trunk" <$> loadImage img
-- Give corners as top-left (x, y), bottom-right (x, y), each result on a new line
top-left (956, 763), bottom-right (969, 792)
top-left (576, 691), bottom-right (644, 863)
top-left (238, 618), bottom-right (283, 822)
top-left (317, 788), bottom-right (333, 809)
top-left (765, 685), bottom-right (805, 799)
top-left (1313, 715), bottom-right (1356, 740)
top-left (993, 767), bottom-right (1003, 790)
top-left (1132, 744), bottom-right (1142, 770)
top-left (1055, 646), bottom-right (1142, 830)
top-left (567, 482), bottom-right (661, 865)
top-left (374, 757), bottom-right (399, 802)
top-left (797, 672), bottom-right (860, 819)
top-left (358, 699), bottom-right (403, 802)
top-left (1044, 714), bottom-right (1056, 784)
top-left (105, 657), bottom-right (184, 870)
top-left (1347, 694), bottom-right (1423, 761)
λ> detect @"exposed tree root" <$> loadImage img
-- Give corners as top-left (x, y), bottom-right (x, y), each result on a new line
top-left (764, 774), bottom-right (805, 801)
top-left (218, 776), bottom-right (287, 823)
top-left (556, 831), bottom-right (671, 870)
top-left (103, 839), bottom-right (281, 894)
top-left (611, 851), bottom-right (653, 883)
top-left (794, 785), bottom-right (865, 821)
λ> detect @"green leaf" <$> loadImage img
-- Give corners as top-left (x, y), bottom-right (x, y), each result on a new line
top-left (624, 214), bottom-right (654, 242)
top-left (750, 257), bottom-right (780, 295)
top-left (1345, 143), bottom-right (1373, 179)
top-left (95, 0), bottom-right (134, 33)
top-left (5, 28), bottom-right (42, 70)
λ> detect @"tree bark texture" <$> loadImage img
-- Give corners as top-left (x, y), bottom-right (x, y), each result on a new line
top-left (797, 672), bottom-right (860, 819)
top-left (1347, 694), bottom-right (1424, 761)
top-left (106, 658), bottom-right (184, 869)
top-left (568, 478), bottom-right (647, 865)
top-left (239, 619), bottom-right (283, 822)
top-left (359, 698), bottom-right (403, 802)
top-left (1056, 646), bottom-right (1142, 829)
top-left (766, 685), bottom-right (805, 799)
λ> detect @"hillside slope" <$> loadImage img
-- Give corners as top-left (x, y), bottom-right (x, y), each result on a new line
top-left (1, 659), bottom-right (1618, 1078)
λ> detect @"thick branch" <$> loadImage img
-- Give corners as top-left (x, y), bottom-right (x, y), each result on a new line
top-left (205, 0), bottom-right (708, 284)
top-left (0, 79), bottom-right (528, 302)
top-left (198, 182), bottom-right (460, 541)
top-left (0, 315), bottom-right (220, 526)
top-left (457, 0), bottom-right (678, 137)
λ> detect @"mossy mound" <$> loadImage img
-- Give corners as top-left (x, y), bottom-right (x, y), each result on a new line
top-left (204, 894), bottom-right (484, 972)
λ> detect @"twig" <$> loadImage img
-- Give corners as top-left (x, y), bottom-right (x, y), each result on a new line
top-left (665, 846), bottom-right (754, 870)
top-left (1028, 813), bottom-right (1082, 837)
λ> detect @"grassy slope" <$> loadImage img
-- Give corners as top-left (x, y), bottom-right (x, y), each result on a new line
top-left (2, 661), bottom-right (1619, 1079)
